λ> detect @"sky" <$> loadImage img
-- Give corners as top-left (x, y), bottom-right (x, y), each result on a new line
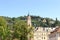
top-left (0, 0), bottom-right (60, 20)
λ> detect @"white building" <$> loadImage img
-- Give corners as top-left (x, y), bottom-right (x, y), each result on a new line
top-left (34, 27), bottom-right (55, 40)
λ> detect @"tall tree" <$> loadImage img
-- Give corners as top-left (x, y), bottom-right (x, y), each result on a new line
top-left (0, 16), bottom-right (10, 40)
top-left (54, 18), bottom-right (59, 26)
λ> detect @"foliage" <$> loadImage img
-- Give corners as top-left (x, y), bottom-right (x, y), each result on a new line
top-left (0, 15), bottom-right (60, 40)
top-left (0, 16), bottom-right (10, 40)
top-left (12, 20), bottom-right (33, 40)
top-left (0, 16), bottom-right (34, 40)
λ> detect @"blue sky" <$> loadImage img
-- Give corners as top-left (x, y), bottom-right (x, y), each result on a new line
top-left (0, 0), bottom-right (60, 20)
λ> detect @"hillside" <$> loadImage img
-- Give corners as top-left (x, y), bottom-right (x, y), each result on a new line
top-left (1, 15), bottom-right (60, 27)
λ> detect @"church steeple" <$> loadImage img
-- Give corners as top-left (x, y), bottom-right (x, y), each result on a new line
top-left (27, 12), bottom-right (32, 27)
top-left (27, 11), bottom-right (30, 16)
top-left (28, 13), bottom-right (29, 16)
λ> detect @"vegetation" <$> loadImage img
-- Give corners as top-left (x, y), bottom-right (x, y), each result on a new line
top-left (2, 16), bottom-right (60, 27)
top-left (0, 16), bottom-right (33, 40)
top-left (16, 16), bottom-right (60, 27)
top-left (0, 15), bottom-right (60, 40)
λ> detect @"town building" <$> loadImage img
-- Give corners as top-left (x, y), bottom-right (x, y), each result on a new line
top-left (33, 27), bottom-right (55, 40)
top-left (49, 26), bottom-right (60, 40)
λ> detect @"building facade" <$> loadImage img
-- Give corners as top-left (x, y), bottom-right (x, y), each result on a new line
top-left (33, 27), bottom-right (55, 40)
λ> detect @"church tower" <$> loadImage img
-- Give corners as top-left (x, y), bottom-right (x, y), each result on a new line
top-left (27, 14), bottom-right (32, 27)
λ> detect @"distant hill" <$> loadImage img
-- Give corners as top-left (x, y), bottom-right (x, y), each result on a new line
top-left (2, 15), bottom-right (60, 27)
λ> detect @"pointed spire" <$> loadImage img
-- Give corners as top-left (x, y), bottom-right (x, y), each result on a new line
top-left (27, 11), bottom-right (32, 27)
top-left (28, 11), bottom-right (30, 16)
top-left (28, 14), bottom-right (29, 16)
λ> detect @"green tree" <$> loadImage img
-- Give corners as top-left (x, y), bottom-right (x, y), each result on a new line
top-left (54, 18), bottom-right (59, 26)
top-left (13, 20), bottom-right (33, 40)
top-left (0, 16), bottom-right (10, 40)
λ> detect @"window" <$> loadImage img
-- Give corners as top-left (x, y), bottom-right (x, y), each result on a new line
top-left (44, 37), bottom-right (45, 39)
top-left (42, 37), bottom-right (45, 39)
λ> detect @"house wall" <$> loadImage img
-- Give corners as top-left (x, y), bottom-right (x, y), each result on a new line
top-left (34, 27), bottom-right (54, 40)
top-left (49, 33), bottom-right (58, 40)
top-left (57, 33), bottom-right (60, 40)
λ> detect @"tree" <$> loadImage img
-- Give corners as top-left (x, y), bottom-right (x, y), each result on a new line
top-left (54, 18), bottom-right (59, 27)
top-left (0, 16), bottom-right (10, 40)
top-left (13, 20), bottom-right (33, 40)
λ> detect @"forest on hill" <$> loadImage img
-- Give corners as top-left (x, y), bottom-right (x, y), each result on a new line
top-left (2, 15), bottom-right (60, 27)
